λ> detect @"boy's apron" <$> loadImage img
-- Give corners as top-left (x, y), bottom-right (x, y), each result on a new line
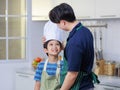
top-left (60, 24), bottom-right (100, 90)
top-left (40, 59), bottom-right (61, 90)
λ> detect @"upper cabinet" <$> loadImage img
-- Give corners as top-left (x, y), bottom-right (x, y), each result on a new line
top-left (95, 0), bottom-right (120, 18)
top-left (32, 0), bottom-right (72, 20)
top-left (53, 0), bottom-right (71, 6)
top-left (70, 0), bottom-right (95, 19)
top-left (32, 0), bottom-right (120, 20)
top-left (32, 0), bottom-right (54, 20)
top-left (55, 0), bottom-right (96, 19)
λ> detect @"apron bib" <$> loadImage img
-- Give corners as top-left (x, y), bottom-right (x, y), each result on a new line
top-left (40, 59), bottom-right (61, 90)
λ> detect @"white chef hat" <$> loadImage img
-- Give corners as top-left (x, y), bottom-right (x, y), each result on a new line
top-left (43, 20), bottom-right (63, 43)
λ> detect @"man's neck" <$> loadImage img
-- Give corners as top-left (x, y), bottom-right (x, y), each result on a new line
top-left (67, 21), bottom-right (79, 32)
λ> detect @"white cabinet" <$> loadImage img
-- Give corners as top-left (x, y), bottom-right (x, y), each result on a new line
top-left (54, 0), bottom-right (95, 19)
top-left (32, 0), bottom-right (54, 20)
top-left (32, 0), bottom-right (72, 20)
top-left (15, 72), bottom-right (35, 90)
top-left (32, 0), bottom-right (95, 20)
top-left (95, 85), bottom-right (120, 90)
top-left (70, 0), bottom-right (95, 19)
top-left (95, 75), bottom-right (120, 90)
top-left (116, 87), bottom-right (120, 90)
top-left (95, 0), bottom-right (120, 18)
top-left (95, 84), bottom-right (116, 90)
top-left (53, 0), bottom-right (71, 6)
top-left (32, 0), bottom-right (120, 20)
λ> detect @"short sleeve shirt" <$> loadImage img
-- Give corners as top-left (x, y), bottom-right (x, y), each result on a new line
top-left (64, 22), bottom-right (94, 90)
top-left (34, 60), bottom-right (63, 81)
top-left (64, 22), bottom-right (94, 72)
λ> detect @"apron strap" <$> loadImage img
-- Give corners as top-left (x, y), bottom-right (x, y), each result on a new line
top-left (43, 59), bottom-right (48, 71)
top-left (56, 60), bottom-right (60, 76)
top-left (43, 59), bottom-right (60, 76)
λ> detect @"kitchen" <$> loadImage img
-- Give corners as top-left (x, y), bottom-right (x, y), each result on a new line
top-left (0, 0), bottom-right (120, 90)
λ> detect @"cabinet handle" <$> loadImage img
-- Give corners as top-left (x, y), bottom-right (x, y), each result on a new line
top-left (100, 15), bottom-right (116, 18)
top-left (32, 16), bottom-right (49, 20)
top-left (77, 16), bottom-right (91, 19)
top-left (104, 87), bottom-right (115, 90)
top-left (18, 74), bottom-right (30, 78)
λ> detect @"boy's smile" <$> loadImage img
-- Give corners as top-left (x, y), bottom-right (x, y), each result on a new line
top-left (45, 40), bottom-right (62, 56)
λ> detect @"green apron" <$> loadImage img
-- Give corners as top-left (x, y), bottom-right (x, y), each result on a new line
top-left (60, 57), bottom-right (100, 90)
top-left (60, 24), bottom-right (100, 90)
top-left (40, 59), bottom-right (61, 90)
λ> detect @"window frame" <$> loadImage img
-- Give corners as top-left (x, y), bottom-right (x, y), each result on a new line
top-left (0, 0), bottom-right (29, 62)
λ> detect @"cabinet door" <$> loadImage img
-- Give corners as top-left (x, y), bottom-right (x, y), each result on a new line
top-left (53, 0), bottom-right (71, 6)
top-left (15, 73), bottom-right (35, 90)
top-left (70, 0), bottom-right (95, 19)
top-left (95, 84), bottom-right (116, 90)
top-left (116, 87), bottom-right (120, 90)
top-left (32, 0), bottom-right (53, 20)
top-left (96, 0), bottom-right (120, 18)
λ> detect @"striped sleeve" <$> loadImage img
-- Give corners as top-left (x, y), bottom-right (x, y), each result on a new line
top-left (34, 61), bottom-right (45, 81)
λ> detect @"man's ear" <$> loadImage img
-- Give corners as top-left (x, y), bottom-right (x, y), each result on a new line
top-left (60, 20), bottom-right (66, 25)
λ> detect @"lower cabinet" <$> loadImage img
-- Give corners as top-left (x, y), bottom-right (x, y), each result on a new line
top-left (116, 87), bottom-right (120, 90)
top-left (94, 84), bottom-right (120, 90)
top-left (15, 72), bottom-right (35, 90)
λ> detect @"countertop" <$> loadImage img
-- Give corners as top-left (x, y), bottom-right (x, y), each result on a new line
top-left (97, 75), bottom-right (120, 88)
top-left (16, 67), bottom-right (35, 75)
top-left (15, 68), bottom-right (120, 87)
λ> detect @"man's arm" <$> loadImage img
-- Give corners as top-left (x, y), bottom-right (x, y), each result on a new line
top-left (60, 71), bottom-right (78, 90)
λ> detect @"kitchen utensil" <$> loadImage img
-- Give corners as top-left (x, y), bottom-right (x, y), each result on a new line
top-left (94, 29), bottom-right (100, 60)
top-left (98, 29), bottom-right (103, 60)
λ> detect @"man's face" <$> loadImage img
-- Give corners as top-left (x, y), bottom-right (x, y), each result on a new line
top-left (57, 20), bottom-right (69, 31)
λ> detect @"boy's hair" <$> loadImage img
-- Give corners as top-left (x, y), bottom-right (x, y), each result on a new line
top-left (49, 3), bottom-right (76, 23)
top-left (43, 40), bottom-right (63, 56)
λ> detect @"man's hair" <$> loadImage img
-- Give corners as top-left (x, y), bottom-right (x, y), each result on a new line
top-left (49, 3), bottom-right (76, 23)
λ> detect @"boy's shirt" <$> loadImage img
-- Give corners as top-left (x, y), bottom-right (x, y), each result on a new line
top-left (34, 60), bottom-right (63, 81)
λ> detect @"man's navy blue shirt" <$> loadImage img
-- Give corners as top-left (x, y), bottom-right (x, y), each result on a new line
top-left (64, 22), bottom-right (94, 90)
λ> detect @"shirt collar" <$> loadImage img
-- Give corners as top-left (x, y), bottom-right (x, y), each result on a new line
top-left (67, 22), bottom-right (82, 41)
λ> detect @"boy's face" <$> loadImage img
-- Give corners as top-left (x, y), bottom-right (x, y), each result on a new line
top-left (44, 40), bottom-right (62, 56)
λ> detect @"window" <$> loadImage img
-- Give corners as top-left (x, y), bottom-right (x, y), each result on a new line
top-left (0, 0), bottom-right (27, 61)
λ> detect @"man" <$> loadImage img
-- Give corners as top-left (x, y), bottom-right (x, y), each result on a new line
top-left (49, 3), bottom-right (99, 90)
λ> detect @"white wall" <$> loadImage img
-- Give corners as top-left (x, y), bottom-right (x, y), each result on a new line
top-left (30, 19), bottom-right (120, 62)
top-left (30, 21), bottom-right (47, 59)
top-left (88, 19), bottom-right (120, 63)
top-left (102, 19), bottom-right (120, 62)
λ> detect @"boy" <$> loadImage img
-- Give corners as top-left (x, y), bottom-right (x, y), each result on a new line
top-left (34, 21), bottom-right (63, 90)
